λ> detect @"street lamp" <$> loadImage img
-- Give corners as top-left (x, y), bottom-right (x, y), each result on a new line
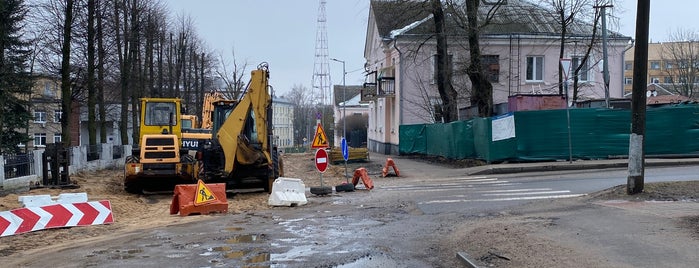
top-left (331, 58), bottom-right (349, 182)
top-left (330, 58), bottom-right (346, 141)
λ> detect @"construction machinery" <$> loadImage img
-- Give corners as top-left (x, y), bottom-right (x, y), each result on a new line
top-left (124, 98), bottom-right (198, 194)
top-left (180, 91), bottom-right (229, 151)
top-left (198, 63), bottom-right (283, 192)
top-left (181, 113), bottom-right (211, 151)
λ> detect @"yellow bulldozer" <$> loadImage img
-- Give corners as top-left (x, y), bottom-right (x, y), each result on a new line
top-left (123, 98), bottom-right (198, 194)
top-left (198, 63), bottom-right (283, 192)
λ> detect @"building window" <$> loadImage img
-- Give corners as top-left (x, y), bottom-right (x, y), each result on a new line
top-left (34, 133), bottom-right (47, 147)
top-left (650, 77), bottom-right (660, 84)
top-left (34, 111), bottom-right (47, 123)
top-left (665, 61), bottom-right (673, 69)
top-left (664, 76), bottom-right (673, 83)
top-left (482, 55), bottom-right (500, 83)
top-left (526, 56), bottom-right (544, 81)
top-left (53, 134), bottom-right (62, 143)
top-left (650, 61), bottom-right (661, 70)
top-left (54, 110), bottom-right (62, 123)
top-left (624, 61), bottom-right (633, 71)
top-left (572, 56), bottom-right (589, 81)
top-left (624, 77), bottom-right (632, 85)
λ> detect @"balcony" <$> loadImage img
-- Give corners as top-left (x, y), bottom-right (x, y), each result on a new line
top-left (362, 69), bottom-right (396, 103)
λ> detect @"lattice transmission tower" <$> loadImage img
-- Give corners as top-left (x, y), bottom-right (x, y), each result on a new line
top-left (311, 0), bottom-right (332, 107)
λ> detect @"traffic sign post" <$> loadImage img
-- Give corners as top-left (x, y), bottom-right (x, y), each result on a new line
top-left (341, 137), bottom-right (349, 183)
top-left (311, 123), bottom-right (330, 149)
top-left (310, 148), bottom-right (332, 195)
top-left (315, 148), bottom-right (328, 173)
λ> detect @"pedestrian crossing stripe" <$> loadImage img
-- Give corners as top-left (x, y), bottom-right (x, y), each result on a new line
top-left (194, 180), bottom-right (218, 206)
top-left (311, 123), bottom-right (329, 148)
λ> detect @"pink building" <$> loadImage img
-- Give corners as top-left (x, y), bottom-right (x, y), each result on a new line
top-left (363, 0), bottom-right (632, 155)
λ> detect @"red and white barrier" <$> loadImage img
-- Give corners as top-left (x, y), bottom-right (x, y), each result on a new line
top-left (0, 200), bottom-right (114, 237)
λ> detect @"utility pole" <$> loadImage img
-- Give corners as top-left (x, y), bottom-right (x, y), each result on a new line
top-left (594, 4), bottom-right (613, 108)
top-left (628, 0), bottom-right (650, 195)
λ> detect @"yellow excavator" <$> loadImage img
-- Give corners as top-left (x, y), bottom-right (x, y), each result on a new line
top-left (123, 98), bottom-right (198, 194)
top-left (198, 63), bottom-right (283, 192)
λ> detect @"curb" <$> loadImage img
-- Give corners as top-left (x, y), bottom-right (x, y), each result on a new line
top-left (467, 159), bottom-right (699, 175)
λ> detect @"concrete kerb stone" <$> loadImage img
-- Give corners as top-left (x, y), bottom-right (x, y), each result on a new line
top-left (466, 158), bottom-right (699, 176)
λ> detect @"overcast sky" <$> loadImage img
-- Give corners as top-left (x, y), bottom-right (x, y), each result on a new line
top-left (166, 0), bottom-right (698, 98)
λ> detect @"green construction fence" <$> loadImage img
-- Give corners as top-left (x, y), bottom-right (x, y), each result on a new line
top-left (399, 104), bottom-right (699, 162)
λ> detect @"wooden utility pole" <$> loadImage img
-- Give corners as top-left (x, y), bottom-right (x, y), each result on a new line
top-left (627, 0), bottom-right (650, 195)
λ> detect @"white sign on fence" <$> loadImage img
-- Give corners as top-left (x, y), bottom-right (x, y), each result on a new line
top-left (492, 113), bottom-right (516, 142)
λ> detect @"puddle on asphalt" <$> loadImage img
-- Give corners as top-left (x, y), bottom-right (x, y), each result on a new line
top-left (335, 254), bottom-right (400, 267)
top-left (226, 234), bottom-right (263, 243)
top-left (213, 246), bottom-right (232, 252)
top-left (107, 249), bottom-right (144, 260)
top-left (246, 252), bottom-right (270, 263)
top-left (224, 250), bottom-right (247, 259)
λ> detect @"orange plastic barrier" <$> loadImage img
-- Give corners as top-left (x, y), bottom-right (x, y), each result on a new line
top-left (381, 158), bottom-right (400, 177)
top-left (170, 182), bottom-right (228, 216)
top-left (351, 167), bottom-right (374, 190)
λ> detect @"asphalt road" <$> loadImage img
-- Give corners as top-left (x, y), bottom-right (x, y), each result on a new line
top-left (7, 161), bottom-right (699, 267)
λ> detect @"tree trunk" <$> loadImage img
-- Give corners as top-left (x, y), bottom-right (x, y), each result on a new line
top-left (97, 0), bottom-right (107, 144)
top-left (157, 31), bottom-right (164, 98)
top-left (129, 0), bottom-right (140, 144)
top-left (115, 0), bottom-right (130, 146)
top-left (558, 9), bottom-right (567, 95)
top-left (431, 0), bottom-right (459, 122)
top-left (61, 0), bottom-right (74, 148)
top-left (87, 0), bottom-right (97, 147)
top-left (466, 0), bottom-right (493, 117)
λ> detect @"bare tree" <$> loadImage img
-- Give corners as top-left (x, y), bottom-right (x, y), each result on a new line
top-left (570, 0), bottom-right (605, 103)
top-left (430, 0), bottom-right (459, 121)
top-left (215, 48), bottom-right (249, 100)
top-left (445, 0), bottom-right (505, 118)
top-left (660, 29), bottom-right (699, 98)
top-left (60, 0), bottom-right (75, 147)
top-left (87, 0), bottom-right (97, 147)
top-left (285, 84), bottom-right (314, 146)
top-left (547, 0), bottom-right (589, 95)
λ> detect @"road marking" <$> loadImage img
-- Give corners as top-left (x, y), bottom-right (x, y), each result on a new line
top-left (475, 188), bottom-right (553, 193)
top-left (418, 194), bottom-right (585, 205)
top-left (483, 190), bottom-right (572, 196)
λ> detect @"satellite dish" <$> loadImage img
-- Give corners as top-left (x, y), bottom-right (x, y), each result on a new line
top-left (646, 91), bottom-right (651, 97)
top-left (653, 91), bottom-right (658, 96)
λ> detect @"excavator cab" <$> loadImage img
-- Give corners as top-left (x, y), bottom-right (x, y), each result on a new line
top-left (124, 98), bottom-right (198, 194)
top-left (199, 63), bottom-right (283, 193)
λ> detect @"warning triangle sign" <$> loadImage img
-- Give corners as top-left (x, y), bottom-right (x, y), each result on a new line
top-left (311, 123), bottom-right (329, 148)
top-left (194, 180), bottom-right (218, 206)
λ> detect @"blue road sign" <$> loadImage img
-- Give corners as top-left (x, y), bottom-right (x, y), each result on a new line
top-left (341, 137), bottom-right (349, 161)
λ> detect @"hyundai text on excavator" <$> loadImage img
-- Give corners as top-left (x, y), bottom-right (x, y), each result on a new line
top-left (124, 98), bottom-right (198, 194)
top-left (198, 63), bottom-right (283, 193)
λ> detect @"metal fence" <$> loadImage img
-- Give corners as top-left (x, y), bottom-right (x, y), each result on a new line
top-left (3, 153), bottom-right (35, 179)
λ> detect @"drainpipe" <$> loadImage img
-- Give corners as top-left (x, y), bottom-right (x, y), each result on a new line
top-left (393, 35), bottom-right (403, 129)
top-left (622, 39), bottom-right (635, 99)
top-left (393, 35), bottom-right (404, 155)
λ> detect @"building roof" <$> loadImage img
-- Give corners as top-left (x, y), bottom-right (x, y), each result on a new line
top-left (647, 94), bottom-right (694, 105)
top-left (333, 85), bottom-right (364, 105)
top-left (371, 0), bottom-right (628, 40)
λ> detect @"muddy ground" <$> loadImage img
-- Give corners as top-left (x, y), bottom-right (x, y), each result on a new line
top-left (0, 152), bottom-right (376, 258)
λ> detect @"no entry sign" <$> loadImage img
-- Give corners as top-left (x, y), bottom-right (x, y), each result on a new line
top-left (315, 149), bottom-right (328, 173)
